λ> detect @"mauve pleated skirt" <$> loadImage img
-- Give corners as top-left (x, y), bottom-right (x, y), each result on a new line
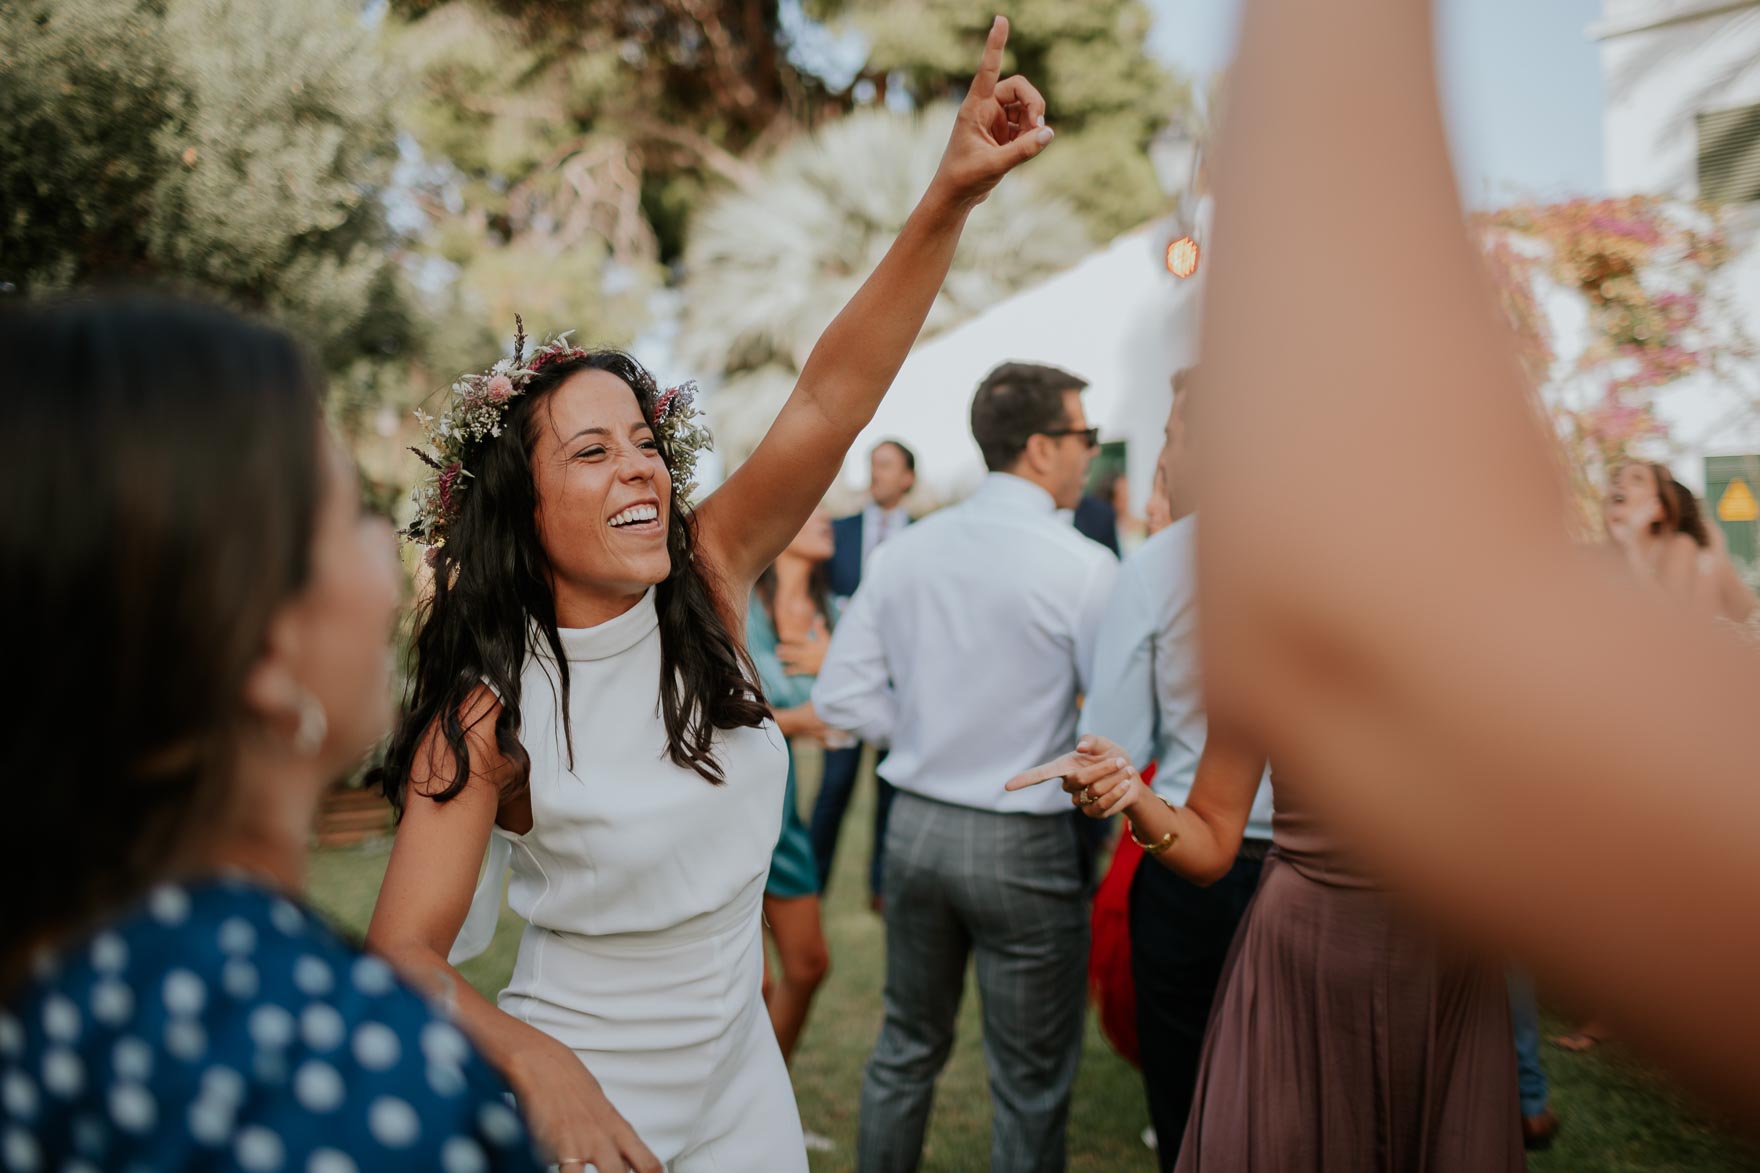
top-left (1173, 853), bottom-right (1524, 1172)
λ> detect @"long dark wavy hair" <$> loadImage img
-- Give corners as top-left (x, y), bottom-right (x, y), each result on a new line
top-left (1, 294), bottom-right (322, 988)
top-left (375, 350), bottom-right (769, 812)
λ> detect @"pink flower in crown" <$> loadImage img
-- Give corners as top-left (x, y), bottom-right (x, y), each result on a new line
top-left (654, 386), bottom-right (679, 423)
top-left (485, 374), bottom-right (515, 404)
top-left (437, 463), bottom-right (464, 514)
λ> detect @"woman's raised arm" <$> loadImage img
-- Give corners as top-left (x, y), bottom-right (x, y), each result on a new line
top-left (1197, 0), bottom-right (1760, 1120)
top-left (695, 16), bottom-right (1053, 589)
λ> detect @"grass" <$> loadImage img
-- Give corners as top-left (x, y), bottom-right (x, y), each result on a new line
top-left (308, 748), bottom-right (1759, 1172)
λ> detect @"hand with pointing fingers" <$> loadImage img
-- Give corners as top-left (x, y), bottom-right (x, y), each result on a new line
top-left (1005, 735), bottom-right (1149, 819)
top-left (928, 15), bottom-right (1055, 212)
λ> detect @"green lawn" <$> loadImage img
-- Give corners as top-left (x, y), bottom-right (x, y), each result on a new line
top-left (309, 749), bottom-right (1759, 1172)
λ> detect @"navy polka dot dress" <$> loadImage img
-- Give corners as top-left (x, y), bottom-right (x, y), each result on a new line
top-left (0, 876), bottom-right (543, 1172)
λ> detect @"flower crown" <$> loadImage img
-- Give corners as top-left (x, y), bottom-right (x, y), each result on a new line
top-left (404, 316), bottom-right (712, 549)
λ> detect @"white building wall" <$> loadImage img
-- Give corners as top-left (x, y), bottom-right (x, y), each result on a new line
top-left (1597, 0), bottom-right (1760, 490)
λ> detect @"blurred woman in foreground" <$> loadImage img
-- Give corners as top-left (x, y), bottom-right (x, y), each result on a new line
top-left (0, 296), bottom-right (541, 1170)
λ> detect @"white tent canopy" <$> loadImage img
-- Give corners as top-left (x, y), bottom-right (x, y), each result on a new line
top-left (838, 224), bottom-right (1206, 508)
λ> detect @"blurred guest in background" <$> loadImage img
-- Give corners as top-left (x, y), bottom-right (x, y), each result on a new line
top-left (1554, 463), bottom-right (1758, 1055)
top-left (746, 507), bottom-right (841, 1064)
top-left (1072, 475), bottom-right (1122, 556)
top-left (0, 295), bottom-right (542, 1172)
top-left (1103, 467), bottom-right (1152, 556)
top-left (1078, 371), bottom-right (1274, 1168)
top-left (815, 360), bottom-right (1115, 1173)
top-left (817, 439), bottom-right (917, 908)
top-left (1510, 972), bottom-right (1560, 1149)
top-left (1604, 461), bottom-right (1755, 624)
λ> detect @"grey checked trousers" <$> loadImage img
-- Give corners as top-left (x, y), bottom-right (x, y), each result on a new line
top-left (856, 790), bottom-right (1090, 1173)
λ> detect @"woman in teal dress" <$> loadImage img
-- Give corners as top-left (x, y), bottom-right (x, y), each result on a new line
top-left (746, 506), bottom-right (846, 1065)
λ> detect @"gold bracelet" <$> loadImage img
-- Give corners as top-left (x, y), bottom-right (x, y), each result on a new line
top-left (1127, 795), bottom-right (1179, 856)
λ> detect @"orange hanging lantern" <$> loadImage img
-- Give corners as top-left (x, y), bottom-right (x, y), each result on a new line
top-left (1165, 235), bottom-right (1200, 279)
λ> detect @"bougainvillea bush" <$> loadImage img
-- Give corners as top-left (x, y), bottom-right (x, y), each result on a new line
top-left (1474, 196), bottom-right (1753, 531)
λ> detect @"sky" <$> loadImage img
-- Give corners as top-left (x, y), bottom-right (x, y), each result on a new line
top-left (1144, 0), bottom-right (1609, 207)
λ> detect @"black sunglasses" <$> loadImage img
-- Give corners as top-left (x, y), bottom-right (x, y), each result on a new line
top-left (1038, 426), bottom-right (1101, 448)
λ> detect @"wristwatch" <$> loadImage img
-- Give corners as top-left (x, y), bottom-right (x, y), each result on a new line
top-left (1127, 794), bottom-right (1180, 856)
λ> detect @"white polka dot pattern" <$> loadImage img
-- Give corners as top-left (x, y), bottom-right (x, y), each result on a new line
top-left (299, 1003), bottom-right (346, 1053)
top-left (294, 1060), bottom-right (345, 1114)
top-left (368, 1095), bottom-right (421, 1148)
top-left (42, 1047), bottom-right (83, 1097)
top-left (248, 1005), bottom-right (295, 1051)
top-left (202, 1065), bottom-right (245, 1106)
top-left (270, 900), bottom-right (305, 936)
top-left (293, 957), bottom-right (334, 998)
top-left (440, 1135), bottom-right (489, 1173)
top-left (420, 1021), bottom-right (470, 1067)
top-left (2, 1124), bottom-right (40, 1171)
top-left (236, 1122), bottom-right (286, 1171)
top-left (109, 1081), bottom-right (156, 1133)
top-left (164, 1019), bottom-right (207, 1062)
top-left (0, 880), bottom-right (539, 1171)
top-left (307, 1148), bottom-right (360, 1173)
top-left (219, 917), bottom-right (258, 955)
top-left (90, 934), bottom-right (128, 974)
top-left (427, 1061), bottom-right (467, 1098)
top-left (187, 1094), bottom-right (236, 1147)
top-left (148, 885), bottom-right (190, 926)
top-left (224, 958), bottom-right (261, 1001)
top-left (42, 994), bottom-right (79, 1043)
top-left (163, 969), bottom-right (207, 1017)
top-left (111, 1037), bottom-right (153, 1083)
top-left (91, 977), bottom-right (133, 1026)
top-left (2, 1070), bottom-right (37, 1119)
top-left (350, 956), bottom-right (394, 997)
top-left (351, 1022), bottom-right (400, 1071)
top-left (477, 1100), bottom-right (523, 1147)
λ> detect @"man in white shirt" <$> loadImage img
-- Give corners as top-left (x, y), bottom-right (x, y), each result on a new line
top-left (1078, 370), bottom-right (1273, 1168)
top-left (817, 440), bottom-right (917, 906)
top-left (814, 362), bottom-right (1117, 1173)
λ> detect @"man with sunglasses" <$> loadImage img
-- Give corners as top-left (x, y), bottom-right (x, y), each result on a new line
top-left (813, 361), bottom-right (1115, 1172)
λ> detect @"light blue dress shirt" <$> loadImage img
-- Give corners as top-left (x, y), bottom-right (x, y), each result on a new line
top-left (1078, 514), bottom-right (1275, 841)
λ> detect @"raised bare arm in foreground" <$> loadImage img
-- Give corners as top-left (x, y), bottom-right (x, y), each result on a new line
top-left (1197, 0), bottom-right (1760, 1119)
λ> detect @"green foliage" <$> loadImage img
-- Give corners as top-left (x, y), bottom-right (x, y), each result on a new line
top-left (0, 0), bottom-right (420, 411)
top-left (807, 0), bottom-right (1189, 237)
top-left (385, 0), bottom-right (838, 317)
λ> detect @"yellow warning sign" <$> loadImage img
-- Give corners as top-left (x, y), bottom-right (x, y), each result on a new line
top-left (1718, 477), bottom-right (1759, 522)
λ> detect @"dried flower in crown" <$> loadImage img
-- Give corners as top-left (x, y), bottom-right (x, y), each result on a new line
top-left (403, 316), bottom-right (713, 550)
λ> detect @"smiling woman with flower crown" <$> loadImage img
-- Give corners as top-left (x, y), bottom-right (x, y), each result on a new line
top-left (364, 18), bottom-right (1052, 1173)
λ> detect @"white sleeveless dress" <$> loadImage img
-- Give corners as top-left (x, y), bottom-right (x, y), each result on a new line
top-left (451, 587), bottom-right (806, 1170)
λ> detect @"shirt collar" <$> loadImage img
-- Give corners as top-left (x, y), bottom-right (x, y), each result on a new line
top-left (864, 500), bottom-right (908, 524)
top-left (973, 472), bottom-right (1058, 515)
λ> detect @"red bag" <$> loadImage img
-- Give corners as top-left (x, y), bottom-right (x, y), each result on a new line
top-left (1087, 762), bottom-right (1154, 1068)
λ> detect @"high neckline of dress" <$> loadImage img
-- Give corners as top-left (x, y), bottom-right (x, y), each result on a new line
top-left (544, 587), bottom-right (659, 662)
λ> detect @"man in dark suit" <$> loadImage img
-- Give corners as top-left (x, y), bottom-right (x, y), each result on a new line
top-left (1071, 492), bottom-right (1120, 556)
top-left (816, 439), bottom-right (916, 906)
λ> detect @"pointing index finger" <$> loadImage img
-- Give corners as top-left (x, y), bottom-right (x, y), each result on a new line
top-left (971, 14), bottom-right (1009, 101)
top-left (1005, 752), bottom-right (1070, 792)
